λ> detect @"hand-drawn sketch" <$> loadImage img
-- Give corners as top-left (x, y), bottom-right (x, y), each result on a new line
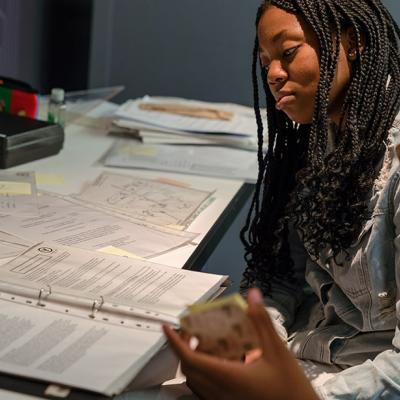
top-left (73, 172), bottom-right (214, 227)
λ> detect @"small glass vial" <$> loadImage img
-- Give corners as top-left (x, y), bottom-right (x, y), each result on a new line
top-left (47, 88), bottom-right (66, 127)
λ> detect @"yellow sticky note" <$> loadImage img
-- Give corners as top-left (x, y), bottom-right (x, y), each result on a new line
top-left (186, 293), bottom-right (247, 314)
top-left (0, 181), bottom-right (32, 195)
top-left (121, 145), bottom-right (158, 157)
top-left (36, 173), bottom-right (65, 185)
top-left (98, 246), bottom-right (145, 260)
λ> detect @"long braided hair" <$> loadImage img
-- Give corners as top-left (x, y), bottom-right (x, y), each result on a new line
top-left (240, 0), bottom-right (400, 293)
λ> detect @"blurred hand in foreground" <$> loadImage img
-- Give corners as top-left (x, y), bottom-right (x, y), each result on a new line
top-left (163, 288), bottom-right (319, 400)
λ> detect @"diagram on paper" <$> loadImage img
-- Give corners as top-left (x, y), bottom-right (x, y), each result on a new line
top-left (73, 172), bottom-right (214, 227)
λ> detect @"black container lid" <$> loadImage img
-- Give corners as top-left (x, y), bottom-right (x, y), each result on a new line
top-left (0, 112), bottom-right (64, 148)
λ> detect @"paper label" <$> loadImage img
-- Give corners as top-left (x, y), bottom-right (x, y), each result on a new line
top-left (35, 173), bottom-right (65, 185)
top-left (98, 245), bottom-right (145, 260)
top-left (0, 181), bottom-right (31, 195)
top-left (121, 144), bottom-right (158, 157)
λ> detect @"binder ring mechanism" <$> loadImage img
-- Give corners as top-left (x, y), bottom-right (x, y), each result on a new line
top-left (89, 296), bottom-right (104, 319)
top-left (37, 285), bottom-right (52, 307)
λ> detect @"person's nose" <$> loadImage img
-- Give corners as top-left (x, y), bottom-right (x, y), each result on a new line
top-left (267, 60), bottom-right (288, 86)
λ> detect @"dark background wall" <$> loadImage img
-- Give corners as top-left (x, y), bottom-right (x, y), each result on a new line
top-left (89, 0), bottom-right (261, 105)
top-left (0, 0), bottom-right (399, 106)
top-left (385, 0), bottom-right (400, 21)
top-left (0, 0), bottom-right (92, 93)
top-left (40, 0), bottom-right (93, 93)
top-left (89, 0), bottom-right (400, 105)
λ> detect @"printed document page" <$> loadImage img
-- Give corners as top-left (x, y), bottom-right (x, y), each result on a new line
top-left (0, 242), bottom-right (227, 321)
top-left (104, 140), bottom-right (258, 182)
top-left (0, 231), bottom-right (33, 259)
top-left (0, 192), bottom-right (197, 259)
top-left (72, 172), bottom-right (213, 227)
top-left (0, 243), bottom-right (226, 394)
top-left (0, 299), bottom-right (164, 395)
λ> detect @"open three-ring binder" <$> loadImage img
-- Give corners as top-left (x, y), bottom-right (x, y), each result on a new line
top-left (0, 242), bottom-right (227, 396)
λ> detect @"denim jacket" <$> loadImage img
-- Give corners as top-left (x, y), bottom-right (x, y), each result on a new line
top-left (262, 131), bottom-right (400, 399)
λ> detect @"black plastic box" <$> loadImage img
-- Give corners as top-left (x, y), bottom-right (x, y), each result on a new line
top-left (0, 112), bottom-right (64, 168)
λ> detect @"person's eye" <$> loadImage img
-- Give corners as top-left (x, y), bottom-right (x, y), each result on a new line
top-left (282, 46), bottom-right (299, 60)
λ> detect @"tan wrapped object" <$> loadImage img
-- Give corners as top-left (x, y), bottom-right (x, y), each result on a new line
top-left (180, 293), bottom-right (260, 360)
top-left (138, 102), bottom-right (234, 121)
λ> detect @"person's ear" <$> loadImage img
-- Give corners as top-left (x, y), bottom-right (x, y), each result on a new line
top-left (344, 26), bottom-right (366, 61)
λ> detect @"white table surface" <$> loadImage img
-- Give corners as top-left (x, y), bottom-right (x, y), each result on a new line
top-left (10, 102), bottom-right (245, 269)
top-left (5, 102), bottom-right (249, 399)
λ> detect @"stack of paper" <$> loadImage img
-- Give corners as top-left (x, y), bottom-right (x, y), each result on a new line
top-left (111, 96), bottom-right (259, 151)
top-left (105, 96), bottom-right (262, 181)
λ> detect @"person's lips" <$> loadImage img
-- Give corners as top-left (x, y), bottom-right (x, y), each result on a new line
top-left (276, 93), bottom-right (295, 110)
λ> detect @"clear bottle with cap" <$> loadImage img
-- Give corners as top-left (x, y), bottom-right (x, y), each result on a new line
top-left (47, 88), bottom-right (66, 128)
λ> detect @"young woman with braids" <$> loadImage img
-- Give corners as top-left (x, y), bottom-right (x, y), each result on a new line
top-left (164, 0), bottom-right (400, 398)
